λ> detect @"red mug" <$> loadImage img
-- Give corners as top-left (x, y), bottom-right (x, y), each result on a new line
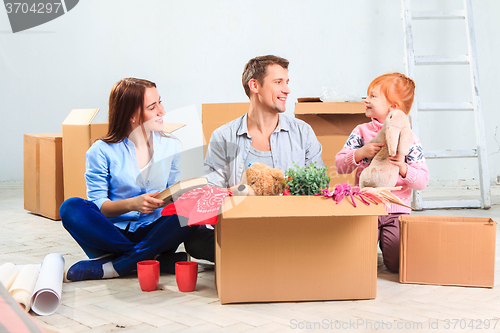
top-left (175, 261), bottom-right (198, 292)
top-left (137, 260), bottom-right (160, 292)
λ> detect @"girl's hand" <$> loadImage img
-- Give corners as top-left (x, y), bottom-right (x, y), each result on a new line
top-left (355, 143), bottom-right (385, 162)
top-left (388, 153), bottom-right (408, 177)
top-left (132, 192), bottom-right (165, 214)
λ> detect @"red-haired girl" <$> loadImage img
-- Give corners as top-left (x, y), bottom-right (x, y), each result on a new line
top-left (335, 73), bottom-right (429, 273)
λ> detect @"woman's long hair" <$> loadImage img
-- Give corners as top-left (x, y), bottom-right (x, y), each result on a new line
top-left (101, 78), bottom-right (157, 143)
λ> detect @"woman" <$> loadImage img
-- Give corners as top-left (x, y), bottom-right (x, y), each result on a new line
top-left (60, 78), bottom-right (196, 281)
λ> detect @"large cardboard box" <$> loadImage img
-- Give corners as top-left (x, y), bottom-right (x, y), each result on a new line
top-left (62, 109), bottom-right (185, 200)
top-left (295, 102), bottom-right (369, 186)
top-left (202, 103), bottom-right (249, 156)
top-left (62, 109), bottom-right (108, 200)
top-left (24, 133), bottom-right (64, 220)
top-left (216, 196), bottom-right (387, 304)
top-left (399, 215), bottom-right (497, 288)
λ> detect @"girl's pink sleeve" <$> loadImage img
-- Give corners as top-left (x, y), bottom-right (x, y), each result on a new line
top-left (335, 128), bottom-right (363, 175)
top-left (401, 136), bottom-right (429, 190)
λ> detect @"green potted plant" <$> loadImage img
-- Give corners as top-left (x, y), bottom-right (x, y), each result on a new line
top-left (285, 162), bottom-right (330, 195)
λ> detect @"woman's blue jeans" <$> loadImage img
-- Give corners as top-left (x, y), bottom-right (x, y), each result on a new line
top-left (60, 197), bottom-right (197, 276)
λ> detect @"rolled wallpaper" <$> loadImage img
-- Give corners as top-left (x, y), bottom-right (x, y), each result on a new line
top-left (0, 263), bottom-right (19, 290)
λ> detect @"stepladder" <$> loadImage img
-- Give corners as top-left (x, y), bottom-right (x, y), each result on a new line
top-left (401, 0), bottom-right (491, 209)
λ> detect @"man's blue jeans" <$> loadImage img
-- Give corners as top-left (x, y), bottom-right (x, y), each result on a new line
top-left (60, 197), bottom-right (197, 276)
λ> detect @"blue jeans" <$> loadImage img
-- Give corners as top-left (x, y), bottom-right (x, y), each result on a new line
top-left (60, 197), bottom-right (197, 276)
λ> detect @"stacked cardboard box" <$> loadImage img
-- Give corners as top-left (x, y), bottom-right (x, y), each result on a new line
top-left (295, 101), bottom-right (369, 186)
top-left (62, 109), bottom-right (108, 201)
top-left (23, 133), bottom-right (64, 220)
top-left (202, 103), bottom-right (249, 157)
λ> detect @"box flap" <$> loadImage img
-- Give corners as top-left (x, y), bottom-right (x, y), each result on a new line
top-left (297, 97), bottom-right (321, 103)
top-left (24, 133), bottom-right (62, 138)
top-left (163, 123), bottom-right (185, 133)
top-left (399, 215), bottom-right (496, 225)
top-left (295, 102), bottom-right (365, 115)
top-left (221, 196), bottom-right (387, 219)
top-left (63, 109), bottom-right (100, 125)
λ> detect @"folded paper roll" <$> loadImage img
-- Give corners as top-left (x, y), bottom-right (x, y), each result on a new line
top-left (30, 253), bottom-right (65, 316)
top-left (9, 265), bottom-right (40, 312)
top-left (0, 263), bottom-right (19, 290)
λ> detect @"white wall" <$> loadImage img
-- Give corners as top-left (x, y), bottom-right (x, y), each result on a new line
top-left (0, 0), bottom-right (499, 186)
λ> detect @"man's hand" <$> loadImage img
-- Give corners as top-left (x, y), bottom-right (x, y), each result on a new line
top-left (355, 143), bottom-right (385, 163)
top-left (388, 153), bottom-right (408, 178)
top-left (132, 192), bottom-right (165, 214)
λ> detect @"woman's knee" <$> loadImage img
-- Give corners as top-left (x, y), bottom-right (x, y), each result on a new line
top-left (60, 197), bottom-right (87, 229)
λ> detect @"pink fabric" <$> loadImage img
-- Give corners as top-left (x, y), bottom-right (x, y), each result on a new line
top-left (335, 118), bottom-right (429, 214)
top-left (161, 187), bottom-right (233, 226)
top-left (0, 284), bottom-right (46, 333)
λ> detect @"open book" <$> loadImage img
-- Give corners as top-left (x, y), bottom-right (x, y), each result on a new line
top-left (154, 177), bottom-right (208, 205)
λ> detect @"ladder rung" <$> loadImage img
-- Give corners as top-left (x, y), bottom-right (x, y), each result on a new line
top-left (417, 102), bottom-right (474, 111)
top-left (424, 149), bottom-right (477, 159)
top-left (421, 199), bottom-right (481, 209)
top-left (415, 55), bottom-right (469, 65)
top-left (412, 10), bottom-right (466, 20)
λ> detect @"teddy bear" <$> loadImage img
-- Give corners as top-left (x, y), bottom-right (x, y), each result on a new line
top-left (237, 162), bottom-right (285, 196)
top-left (359, 109), bottom-right (413, 188)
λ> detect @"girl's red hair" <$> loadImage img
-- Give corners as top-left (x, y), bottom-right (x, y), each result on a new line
top-left (367, 73), bottom-right (416, 115)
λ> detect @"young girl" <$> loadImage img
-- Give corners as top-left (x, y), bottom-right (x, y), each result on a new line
top-left (335, 73), bottom-right (429, 273)
top-left (60, 78), bottom-right (197, 281)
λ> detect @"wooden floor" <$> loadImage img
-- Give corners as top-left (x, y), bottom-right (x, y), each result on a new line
top-left (1, 182), bottom-right (499, 333)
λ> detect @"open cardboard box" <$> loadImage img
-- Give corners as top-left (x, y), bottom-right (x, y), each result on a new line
top-left (399, 215), bottom-right (497, 288)
top-left (215, 196), bottom-right (387, 304)
top-left (24, 133), bottom-right (64, 220)
top-left (295, 101), bottom-right (369, 186)
top-left (203, 102), bottom-right (387, 303)
top-left (62, 109), bottom-right (185, 200)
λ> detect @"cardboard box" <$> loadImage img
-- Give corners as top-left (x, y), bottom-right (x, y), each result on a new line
top-left (62, 109), bottom-right (108, 200)
top-left (24, 133), bottom-right (64, 220)
top-left (215, 196), bottom-right (387, 304)
top-left (62, 109), bottom-right (185, 200)
top-left (399, 215), bottom-right (497, 288)
top-left (202, 103), bottom-right (249, 157)
top-left (295, 102), bottom-right (369, 186)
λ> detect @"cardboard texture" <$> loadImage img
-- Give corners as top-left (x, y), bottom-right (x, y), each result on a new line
top-left (202, 103), bottom-right (249, 157)
top-left (62, 109), bottom-right (107, 201)
top-left (399, 215), bottom-right (497, 288)
top-left (295, 102), bottom-right (369, 186)
top-left (62, 109), bottom-right (185, 200)
top-left (216, 196), bottom-right (387, 304)
top-left (23, 133), bottom-right (64, 220)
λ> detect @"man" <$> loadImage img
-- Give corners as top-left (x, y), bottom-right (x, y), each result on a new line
top-left (184, 55), bottom-right (325, 261)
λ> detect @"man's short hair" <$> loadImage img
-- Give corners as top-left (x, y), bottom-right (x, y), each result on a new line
top-left (242, 55), bottom-right (289, 98)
